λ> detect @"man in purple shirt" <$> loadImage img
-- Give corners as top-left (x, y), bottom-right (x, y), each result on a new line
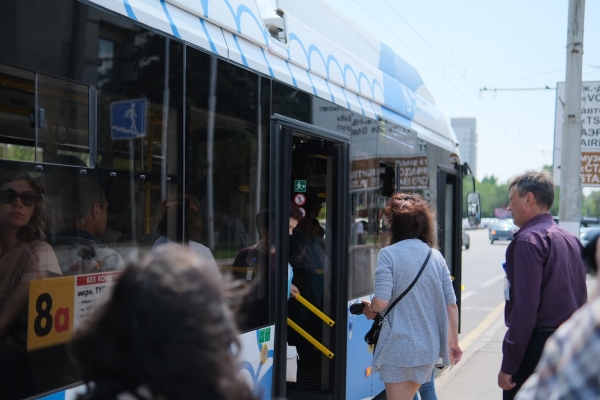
top-left (497, 170), bottom-right (587, 399)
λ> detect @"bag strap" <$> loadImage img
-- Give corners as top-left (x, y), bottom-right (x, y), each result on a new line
top-left (382, 247), bottom-right (432, 319)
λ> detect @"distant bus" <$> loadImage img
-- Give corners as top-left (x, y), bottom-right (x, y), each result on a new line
top-left (0, 1), bottom-right (466, 399)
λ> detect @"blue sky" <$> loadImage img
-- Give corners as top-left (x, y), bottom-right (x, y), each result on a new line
top-left (257, 0), bottom-right (600, 183)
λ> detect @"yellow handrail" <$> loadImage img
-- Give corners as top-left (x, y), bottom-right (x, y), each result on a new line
top-left (293, 294), bottom-right (335, 327)
top-left (287, 318), bottom-right (334, 359)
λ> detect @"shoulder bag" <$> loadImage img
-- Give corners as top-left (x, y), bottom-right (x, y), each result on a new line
top-left (364, 247), bottom-right (432, 350)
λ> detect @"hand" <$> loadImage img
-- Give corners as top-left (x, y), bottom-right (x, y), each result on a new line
top-left (361, 300), bottom-right (378, 320)
top-left (498, 371), bottom-right (516, 391)
top-left (290, 284), bottom-right (300, 298)
top-left (448, 342), bottom-right (463, 365)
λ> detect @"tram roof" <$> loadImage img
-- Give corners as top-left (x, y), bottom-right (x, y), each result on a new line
top-left (91, 0), bottom-right (459, 154)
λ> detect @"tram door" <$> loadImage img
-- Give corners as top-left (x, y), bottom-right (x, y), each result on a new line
top-left (437, 165), bottom-right (463, 327)
top-left (272, 119), bottom-right (349, 400)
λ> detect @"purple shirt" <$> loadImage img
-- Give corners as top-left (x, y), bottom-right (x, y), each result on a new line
top-left (501, 213), bottom-right (587, 374)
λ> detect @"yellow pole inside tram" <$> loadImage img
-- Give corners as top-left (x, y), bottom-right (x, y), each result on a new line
top-left (293, 294), bottom-right (335, 327)
top-left (287, 318), bottom-right (334, 359)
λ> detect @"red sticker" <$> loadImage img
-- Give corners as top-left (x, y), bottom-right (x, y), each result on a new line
top-left (294, 193), bottom-right (307, 206)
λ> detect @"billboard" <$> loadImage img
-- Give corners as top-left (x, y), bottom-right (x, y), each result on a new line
top-left (553, 81), bottom-right (600, 185)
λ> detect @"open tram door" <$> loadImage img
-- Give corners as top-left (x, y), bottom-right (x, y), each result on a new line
top-left (437, 165), bottom-right (465, 329)
top-left (271, 115), bottom-right (349, 400)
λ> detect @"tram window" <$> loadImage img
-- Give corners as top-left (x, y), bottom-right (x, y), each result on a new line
top-left (186, 48), bottom-right (271, 331)
top-left (0, 63), bottom-right (91, 166)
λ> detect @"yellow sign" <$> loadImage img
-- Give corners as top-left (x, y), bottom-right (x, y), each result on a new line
top-left (27, 276), bottom-right (75, 351)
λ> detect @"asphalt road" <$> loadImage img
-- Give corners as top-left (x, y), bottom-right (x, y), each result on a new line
top-left (458, 228), bottom-right (508, 340)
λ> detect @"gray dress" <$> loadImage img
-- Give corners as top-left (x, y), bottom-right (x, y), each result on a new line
top-left (372, 239), bottom-right (456, 383)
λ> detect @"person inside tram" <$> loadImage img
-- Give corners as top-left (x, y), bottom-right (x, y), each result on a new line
top-left (232, 203), bottom-right (303, 299)
top-left (69, 245), bottom-right (257, 400)
top-left (151, 195), bottom-right (217, 270)
top-left (288, 194), bottom-right (327, 343)
top-left (53, 179), bottom-right (125, 274)
top-left (0, 171), bottom-right (62, 399)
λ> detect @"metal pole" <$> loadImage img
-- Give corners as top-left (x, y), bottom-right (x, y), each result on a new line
top-left (559, 0), bottom-right (585, 236)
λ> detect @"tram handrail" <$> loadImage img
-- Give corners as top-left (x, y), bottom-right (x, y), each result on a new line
top-left (293, 294), bottom-right (335, 327)
top-left (287, 318), bottom-right (334, 359)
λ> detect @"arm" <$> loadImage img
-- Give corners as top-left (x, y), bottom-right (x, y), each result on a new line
top-left (501, 241), bottom-right (544, 374)
top-left (362, 250), bottom-right (393, 319)
top-left (447, 303), bottom-right (462, 364)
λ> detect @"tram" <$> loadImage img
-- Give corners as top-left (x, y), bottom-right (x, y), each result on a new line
top-left (0, 0), bottom-right (477, 399)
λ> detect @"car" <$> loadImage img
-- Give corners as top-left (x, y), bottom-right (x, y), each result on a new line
top-left (489, 219), bottom-right (518, 244)
top-left (462, 229), bottom-right (470, 250)
top-left (580, 227), bottom-right (600, 247)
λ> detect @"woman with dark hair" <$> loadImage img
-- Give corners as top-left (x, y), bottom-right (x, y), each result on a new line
top-left (0, 171), bottom-right (62, 398)
top-left (360, 193), bottom-right (462, 400)
top-left (71, 244), bottom-right (257, 400)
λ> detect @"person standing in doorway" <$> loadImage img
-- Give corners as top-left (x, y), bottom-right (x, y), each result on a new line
top-left (498, 170), bottom-right (587, 399)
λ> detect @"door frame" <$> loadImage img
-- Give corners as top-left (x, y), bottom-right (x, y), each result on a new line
top-left (436, 164), bottom-right (463, 331)
top-left (271, 114), bottom-right (350, 399)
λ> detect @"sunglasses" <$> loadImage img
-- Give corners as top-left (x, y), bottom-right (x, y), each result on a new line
top-left (0, 188), bottom-right (40, 207)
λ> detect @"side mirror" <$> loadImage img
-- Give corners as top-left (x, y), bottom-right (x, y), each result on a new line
top-left (467, 192), bottom-right (481, 226)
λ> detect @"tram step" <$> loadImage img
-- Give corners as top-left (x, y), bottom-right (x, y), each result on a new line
top-left (286, 389), bottom-right (333, 400)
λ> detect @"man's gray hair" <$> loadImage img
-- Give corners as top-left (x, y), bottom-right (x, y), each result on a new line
top-left (508, 170), bottom-right (554, 210)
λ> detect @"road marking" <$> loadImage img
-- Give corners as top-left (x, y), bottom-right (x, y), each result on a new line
top-left (459, 301), bottom-right (504, 352)
top-left (461, 290), bottom-right (476, 301)
top-left (479, 273), bottom-right (505, 288)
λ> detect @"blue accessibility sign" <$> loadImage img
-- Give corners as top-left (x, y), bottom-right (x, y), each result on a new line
top-left (110, 98), bottom-right (147, 140)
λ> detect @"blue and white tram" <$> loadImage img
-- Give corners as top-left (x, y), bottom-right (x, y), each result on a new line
top-left (0, 0), bottom-right (467, 399)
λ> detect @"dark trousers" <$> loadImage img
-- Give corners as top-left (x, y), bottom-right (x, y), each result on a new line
top-left (502, 330), bottom-right (554, 400)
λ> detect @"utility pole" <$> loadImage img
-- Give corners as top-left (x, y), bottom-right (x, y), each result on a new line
top-left (559, 0), bottom-right (585, 236)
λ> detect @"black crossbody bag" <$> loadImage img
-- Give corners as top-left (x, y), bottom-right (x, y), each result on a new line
top-left (364, 247), bottom-right (432, 350)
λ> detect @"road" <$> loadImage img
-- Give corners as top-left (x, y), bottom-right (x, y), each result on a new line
top-left (458, 228), bottom-right (508, 340)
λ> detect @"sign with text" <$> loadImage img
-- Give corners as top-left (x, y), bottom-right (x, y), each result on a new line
top-left (350, 159), bottom-right (379, 192)
top-left (397, 155), bottom-right (428, 189)
top-left (553, 81), bottom-right (600, 185)
top-left (27, 271), bottom-right (122, 351)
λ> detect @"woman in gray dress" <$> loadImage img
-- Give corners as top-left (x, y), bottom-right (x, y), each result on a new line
top-left (362, 192), bottom-right (462, 400)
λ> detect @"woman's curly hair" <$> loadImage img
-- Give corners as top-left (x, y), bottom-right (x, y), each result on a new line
top-left (384, 192), bottom-right (438, 249)
top-left (0, 171), bottom-right (45, 242)
top-left (70, 245), bottom-right (257, 400)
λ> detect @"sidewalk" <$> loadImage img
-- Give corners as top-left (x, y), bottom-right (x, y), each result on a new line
top-left (436, 314), bottom-right (506, 399)
top-left (435, 275), bottom-right (598, 400)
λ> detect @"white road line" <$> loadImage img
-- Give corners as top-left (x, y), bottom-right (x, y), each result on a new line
top-left (479, 273), bottom-right (505, 288)
top-left (461, 290), bottom-right (476, 301)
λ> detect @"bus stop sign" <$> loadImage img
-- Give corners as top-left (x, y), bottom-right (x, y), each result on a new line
top-left (110, 98), bottom-right (147, 140)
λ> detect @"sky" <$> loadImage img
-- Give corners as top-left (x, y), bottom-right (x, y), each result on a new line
top-left (256, 0), bottom-right (600, 183)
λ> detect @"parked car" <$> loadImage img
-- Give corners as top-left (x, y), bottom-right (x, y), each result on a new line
top-left (462, 229), bottom-right (470, 250)
top-left (580, 227), bottom-right (600, 247)
top-left (489, 219), bottom-right (518, 244)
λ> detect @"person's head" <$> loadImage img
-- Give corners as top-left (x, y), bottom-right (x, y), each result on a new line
top-left (289, 202), bottom-right (304, 235)
top-left (63, 179), bottom-right (108, 237)
top-left (384, 192), bottom-right (438, 248)
top-left (157, 195), bottom-right (203, 243)
top-left (507, 170), bottom-right (554, 227)
top-left (0, 171), bottom-right (44, 241)
top-left (254, 209), bottom-right (269, 239)
top-left (70, 245), bottom-right (255, 400)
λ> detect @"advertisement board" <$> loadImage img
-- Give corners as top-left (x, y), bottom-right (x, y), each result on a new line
top-left (553, 81), bottom-right (600, 185)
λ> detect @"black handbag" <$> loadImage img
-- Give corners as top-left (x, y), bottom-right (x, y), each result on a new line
top-left (364, 248), bottom-right (432, 349)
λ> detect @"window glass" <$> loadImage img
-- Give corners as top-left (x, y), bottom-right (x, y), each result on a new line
top-left (0, 1), bottom-right (184, 398)
top-left (310, 97), bottom-right (380, 299)
top-left (186, 48), bottom-right (271, 331)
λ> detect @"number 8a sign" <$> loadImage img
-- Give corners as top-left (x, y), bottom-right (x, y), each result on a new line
top-left (27, 276), bottom-right (75, 351)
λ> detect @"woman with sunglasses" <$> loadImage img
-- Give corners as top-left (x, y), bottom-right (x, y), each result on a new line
top-left (0, 171), bottom-right (61, 399)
